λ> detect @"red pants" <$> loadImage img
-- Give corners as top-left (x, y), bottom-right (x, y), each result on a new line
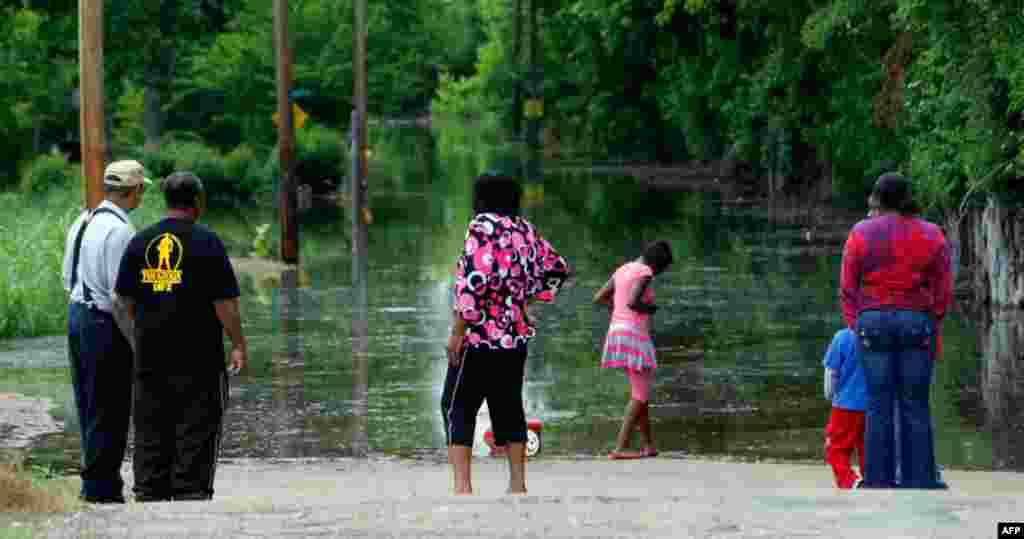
top-left (824, 407), bottom-right (865, 489)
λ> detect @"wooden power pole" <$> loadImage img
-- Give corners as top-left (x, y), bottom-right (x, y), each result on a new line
top-left (274, 0), bottom-right (299, 264)
top-left (350, 0), bottom-right (370, 456)
top-left (79, 0), bottom-right (106, 210)
top-left (352, 0), bottom-right (369, 282)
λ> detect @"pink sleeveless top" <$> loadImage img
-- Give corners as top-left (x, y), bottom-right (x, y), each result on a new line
top-left (610, 262), bottom-right (654, 331)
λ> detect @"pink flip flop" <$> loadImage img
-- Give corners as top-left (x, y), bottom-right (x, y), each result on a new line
top-left (641, 448), bottom-right (659, 458)
top-left (609, 451), bottom-right (644, 460)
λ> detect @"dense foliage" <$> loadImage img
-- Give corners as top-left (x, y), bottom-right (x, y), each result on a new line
top-left (1, 0), bottom-right (1021, 213)
top-left (0, 0), bottom-right (481, 198)
top-left (436, 0), bottom-right (1024, 213)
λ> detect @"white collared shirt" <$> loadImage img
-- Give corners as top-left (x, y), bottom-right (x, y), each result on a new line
top-left (61, 200), bottom-right (136, 313)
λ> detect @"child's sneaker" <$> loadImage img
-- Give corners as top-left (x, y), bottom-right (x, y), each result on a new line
top-left (852, 478), bottom-right (863, 489)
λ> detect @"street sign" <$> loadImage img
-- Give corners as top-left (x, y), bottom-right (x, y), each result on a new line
top-left (524, 98), bottom-right (544, 119)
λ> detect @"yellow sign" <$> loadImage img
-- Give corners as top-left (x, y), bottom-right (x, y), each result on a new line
top-left (524, 98), bottom-right (544, 119)
top-left (142, 233), bottom-right (184, 292)
top-left (272, 104), bottom-right (308, 129)
top-left (523, 184), bottom-right (545, 207)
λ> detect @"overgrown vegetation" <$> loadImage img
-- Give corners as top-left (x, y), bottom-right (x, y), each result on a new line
top-left (436, 0), bottom-right (1023, 215)
top-left (5, 0), bottom-right (1019, 212)
top-left (0, 175), bottom-right (166, 340)
top-left (1, 0), bottom-right (1021, 341)
top-left (0, 462), bottom-right (79, 514)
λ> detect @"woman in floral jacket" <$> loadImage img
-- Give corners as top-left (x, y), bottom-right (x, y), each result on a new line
top-left (441, 172), bottom-right (572, 495)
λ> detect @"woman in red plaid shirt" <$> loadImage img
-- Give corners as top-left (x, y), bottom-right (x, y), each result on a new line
top-left (839, 172), bottom-right (952, 489)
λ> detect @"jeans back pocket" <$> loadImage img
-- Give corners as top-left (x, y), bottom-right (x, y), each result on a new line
top-left (903, 324), bottom-right (933, 349)
top-left (857, 326), bottom-right (892, 350)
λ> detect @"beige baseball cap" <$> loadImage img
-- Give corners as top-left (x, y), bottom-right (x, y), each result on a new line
top-left (103, 160), bottom-right (153, 187)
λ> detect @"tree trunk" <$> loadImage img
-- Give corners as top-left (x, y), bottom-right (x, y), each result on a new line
top-left (143, 85), bottom-right (163, 150)
top-left (979, 309), bottom-right (1024, 471)
top-left (143, 0), bottom-right (179, 151)
top-left (969, 198), bottom-right (1024, 308)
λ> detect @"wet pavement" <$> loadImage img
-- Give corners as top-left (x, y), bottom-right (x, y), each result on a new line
top-left (0, 393), bottom-right (61, 449)
top-left (40, 456), bottom-right (1024, 538)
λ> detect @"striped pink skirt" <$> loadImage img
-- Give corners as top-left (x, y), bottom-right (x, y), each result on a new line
top-left (600, 322), bottom-right (656, 372)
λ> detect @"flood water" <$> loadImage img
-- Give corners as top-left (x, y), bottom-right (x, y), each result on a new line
top-left (7, 123), bottom-right (1024, 473)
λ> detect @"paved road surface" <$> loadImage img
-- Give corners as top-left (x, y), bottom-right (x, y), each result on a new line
top-left (38, 456), bottom-right (1024, 538)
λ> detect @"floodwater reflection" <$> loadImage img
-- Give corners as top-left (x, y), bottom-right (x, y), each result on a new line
top-left (980, 310), bottom-right (1024, 471)
top-left (6, 125), bottom-right (1022, 474)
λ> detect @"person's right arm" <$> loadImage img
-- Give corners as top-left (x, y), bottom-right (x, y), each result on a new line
top-left (214, 298), bottom-right (247, 373)
top-left (62, 212), bottom-right (87, 293)
top-left (113, 234), bottom-right (142, 350)
top-left (107, 226), bottom-right (137, 347)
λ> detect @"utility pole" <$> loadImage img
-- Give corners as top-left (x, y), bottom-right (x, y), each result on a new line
top-left (351, 0), bottom-right (370, 457)
top-left (352, 0), bottom-right (369, 285)
top-left (79, 0), bottom-right (105, 210)
top-left (274, 0), bottom-right (299, 264)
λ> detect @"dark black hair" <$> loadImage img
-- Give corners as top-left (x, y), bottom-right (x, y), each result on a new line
top-left (472, 171), bottom-right (522, 217)
top-left (161, 171), bottom-right (205, 210)
top-left (642, 240), bottom-right (673, 274)
top-left (872, 172), bottom-right (918, 214)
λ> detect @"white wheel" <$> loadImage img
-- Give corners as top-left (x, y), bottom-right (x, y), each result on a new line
top-left (525, 429), bottom-right (541, 457)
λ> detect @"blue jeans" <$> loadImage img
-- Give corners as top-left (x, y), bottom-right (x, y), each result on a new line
top-left (855, 309), bottom-right (946, 489)
top-left (68, 303), bottom-right (134, 501)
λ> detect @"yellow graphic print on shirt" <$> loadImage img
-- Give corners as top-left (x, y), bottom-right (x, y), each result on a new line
top-left (142, 233), bottom-right (184, 292)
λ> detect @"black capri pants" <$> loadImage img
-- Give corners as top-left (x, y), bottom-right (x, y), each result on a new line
top-left (441, 344), bottom-right (528, 447)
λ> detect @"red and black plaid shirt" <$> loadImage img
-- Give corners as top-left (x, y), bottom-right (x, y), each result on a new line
top-left (840, 215), bottom-right (952, 334)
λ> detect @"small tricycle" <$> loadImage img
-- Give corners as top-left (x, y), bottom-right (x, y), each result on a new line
top-left (483, 419), bottom-right (543, 457)
top-left (476, 401), bottom-right (543, 457)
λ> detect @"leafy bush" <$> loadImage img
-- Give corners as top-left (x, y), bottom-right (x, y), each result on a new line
top-left (19, 154), bottom-right (76, 195)
top-left (0, 462), bottom-right (77, 513)
top-left (161, 141), bottom-right (236, 205)
top-left (263, 125), bottom-right (347, 196)
top-left (135, 148), bottom-right (177, 181)
top-left (296, 125), bottom-right (346, 193)
top-left (0, 188), bottom-right (78, 339)
top-left (131, 140), bottom-right (272, 207)
top-left (113, 85), bottom-right (146, 150)
top-left (0, 175), bottom-right (166, 340)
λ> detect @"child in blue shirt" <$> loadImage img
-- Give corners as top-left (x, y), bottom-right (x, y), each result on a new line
top-left (823, 328), bottom-right (866, 489)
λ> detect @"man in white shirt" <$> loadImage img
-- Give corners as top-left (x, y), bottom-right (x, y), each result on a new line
top-left (62, 160), bottom-right (151, 504)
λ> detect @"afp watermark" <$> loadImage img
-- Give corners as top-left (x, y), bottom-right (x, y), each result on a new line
top-left (999, 522), bottom-right (1024, 537)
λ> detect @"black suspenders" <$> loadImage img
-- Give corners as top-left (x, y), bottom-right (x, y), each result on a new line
top-left (70, 207), bottom-right (128, 305)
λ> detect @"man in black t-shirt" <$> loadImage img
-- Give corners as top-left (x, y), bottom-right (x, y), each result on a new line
top-left (115, 171), bottom-right (247, 502)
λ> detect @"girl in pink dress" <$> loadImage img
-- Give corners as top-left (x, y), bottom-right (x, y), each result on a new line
top-left (593, 240), bottom-right (673, 459)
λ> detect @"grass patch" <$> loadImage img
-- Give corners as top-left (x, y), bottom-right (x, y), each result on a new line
top-left (0, 462), bottom-right (79, 515)
top-left (0, 178), bottom-right (166, 341)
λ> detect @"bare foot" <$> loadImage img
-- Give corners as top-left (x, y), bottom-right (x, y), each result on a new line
top-left (507, 488), bottom-right (528, 495)
top-left (454, 488), bottom-right (473, 495)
